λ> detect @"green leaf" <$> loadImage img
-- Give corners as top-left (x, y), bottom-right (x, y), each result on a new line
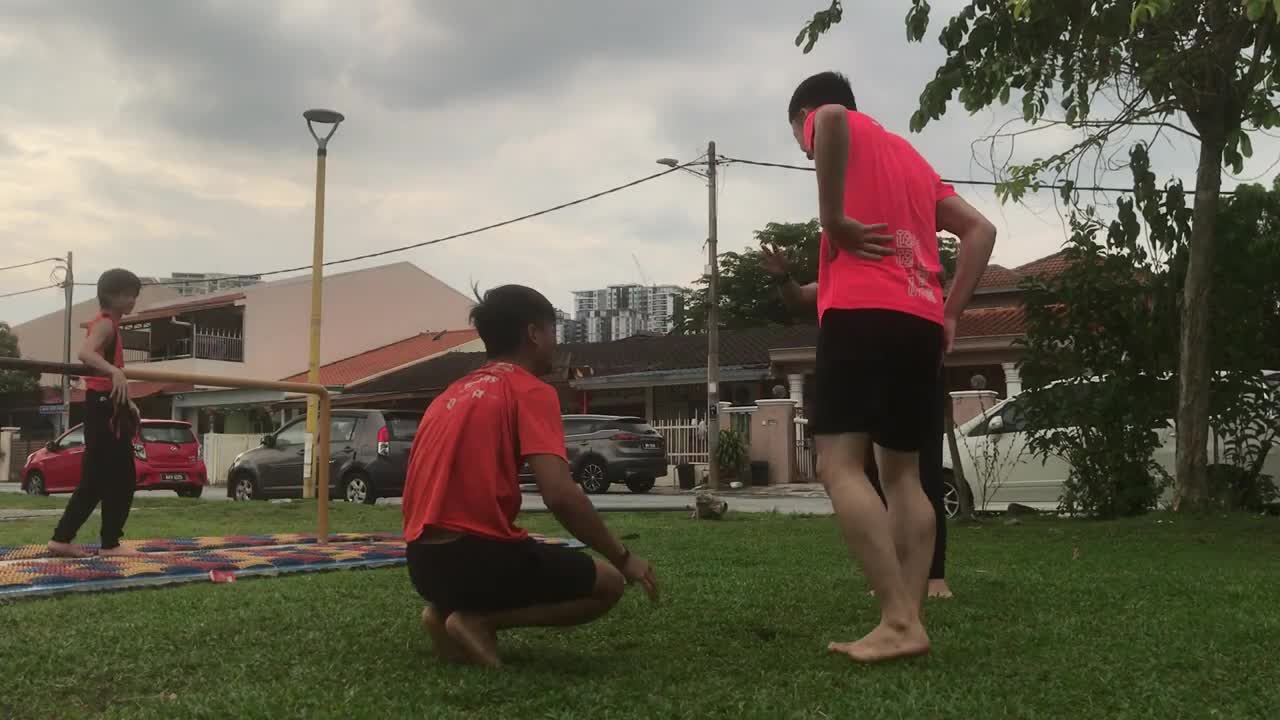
top-left (1240, 131), bottom-right (1254, 159)
top-left (1246, 0), bottom-right (1268, 22)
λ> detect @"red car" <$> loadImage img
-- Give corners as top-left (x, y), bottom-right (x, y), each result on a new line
top-left (22, 419), bottom-right (208, 498)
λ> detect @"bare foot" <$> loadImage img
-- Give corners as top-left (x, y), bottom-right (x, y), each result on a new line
top-left (98, 546), bottom-right (149, 557)
top-left (444, 612), bottom-right (502, 668)
top-left (421, 607), bottom-right (469, 664)
top-left (927, 579), bottom-right (954, 599)
top-left (46, 541), bottom-right (93, 558)
top-left (828, 621), bottom-right (931, 663)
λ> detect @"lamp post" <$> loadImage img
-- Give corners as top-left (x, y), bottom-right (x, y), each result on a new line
top-left (301, 108), bottom-right (343, 499)
top-left (658, 142), bottom-right (720, 490)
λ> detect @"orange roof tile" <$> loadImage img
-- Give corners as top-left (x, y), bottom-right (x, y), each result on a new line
top-left (976, 265), bottom-right (1023, 291)
top-left (957, 306), bottom-right (1026, 338)
top-left (1016, 251), bottom-right (1072, 278)
top-left (282, 330), bottom-right (480, 385)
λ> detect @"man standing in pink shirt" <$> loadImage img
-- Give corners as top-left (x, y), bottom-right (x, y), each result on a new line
top-left (770, 72), bottom-right (996, 662)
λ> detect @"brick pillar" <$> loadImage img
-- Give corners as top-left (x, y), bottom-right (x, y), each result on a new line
top-left (717, 401), bottom-right (732, 432)
top-left (749, 399), bottom-right (796, 485)
top-left (949, 390), bottom-right (1000, 425)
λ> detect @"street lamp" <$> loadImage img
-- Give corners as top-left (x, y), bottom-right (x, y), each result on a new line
top-left (301, 108), bottom-right (343, 499)
top-left (658, 142), bottom-right (721, 490)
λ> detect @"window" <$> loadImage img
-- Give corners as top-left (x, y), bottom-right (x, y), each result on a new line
top-left (59, 427), bottom-right (85, 449)
top-left (563, 419), bottom-right (596, 437)
top-left (274, 421), bottom-right (307, 447)
top-left (138, 425), bottom-right (197, 445)
top-left (384, 414), bottom-right (422, 441)
top-left (330, 417), bottom-right (359, 443)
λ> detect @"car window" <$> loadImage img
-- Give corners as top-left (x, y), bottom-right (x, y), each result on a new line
top-left (59, 427), bottom-right (85, 449)
top-left (275, 421), bottom-right (307, 447)
top-left (330, 417), bottom-right (358, 443)
top-left (563, 419), bottom-right (596, 437)
top-left (385, 414), bottom-right (421, 441)
top-left (139, 425), bottom-right (196, 445)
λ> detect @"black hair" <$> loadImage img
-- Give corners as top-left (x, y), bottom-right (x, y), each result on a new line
top-left (97, 268), bottom-right (142, 308)
top-left (788, 71), bottom-right (857, 121)
top-left (469, 284), bottom-right (557, 358)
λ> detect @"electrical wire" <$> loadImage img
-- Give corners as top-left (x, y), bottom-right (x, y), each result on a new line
top-left (72, 162), bottom-right (695, 289)
top-left (0, 257), bottom-right (61, 273)
top-left (0, 284), bottom-right (57, 299)
top-left (721, 156), bottom-right (1238, 195)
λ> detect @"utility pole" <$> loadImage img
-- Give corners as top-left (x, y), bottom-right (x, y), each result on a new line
top-left (60, 251), bottom-right (74, 434)
top-left (706, 141), bottom-right (721, 490)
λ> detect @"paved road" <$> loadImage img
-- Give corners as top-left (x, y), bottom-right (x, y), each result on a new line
top-left (0, 483), bottom-right (834, 515)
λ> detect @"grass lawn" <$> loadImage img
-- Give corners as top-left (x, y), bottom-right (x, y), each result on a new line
top-left (1, 496), bottom-right (1277, 720)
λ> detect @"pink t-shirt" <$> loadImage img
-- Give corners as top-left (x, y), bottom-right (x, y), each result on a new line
top-left (804, 109), bottom-right (957, 326)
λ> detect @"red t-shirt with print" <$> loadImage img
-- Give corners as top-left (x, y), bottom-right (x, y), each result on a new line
top-left (803, 109), bottom-right (957, 326)
top-left (401, 362), bottom-right (566, 543)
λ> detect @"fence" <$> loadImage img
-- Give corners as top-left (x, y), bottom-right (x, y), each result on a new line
top-left (202, 433), bottom-right (263, 486)
top-left (724, 405), bottom-right (755, 442)
top-left (652, 416), bottom-right (709, 465)
top-left (794, 415), bottom-right (816, 482)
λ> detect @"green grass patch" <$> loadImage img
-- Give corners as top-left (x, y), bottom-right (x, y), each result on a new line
top-left (1, 497), bottom-right (1277, 719)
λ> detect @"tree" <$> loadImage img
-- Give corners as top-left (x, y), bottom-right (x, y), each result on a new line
top-left (679, 220), bottom-right (959, 333)
top-left (0, 322), bottom-right (39, 393)
top-left (680, 220), bottom-right (821, 333)
top-left (797, 0), bottom-right (1280, 511)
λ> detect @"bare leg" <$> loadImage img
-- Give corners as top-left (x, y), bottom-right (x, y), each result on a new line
top-left (445, 558), bottom-right (626, 668)
top-left (421, 606), bottom-right (469, 664)
top-left (816, 434), bottom-right (929, 663)
top-left (875, 444), bottom-right (936, 619)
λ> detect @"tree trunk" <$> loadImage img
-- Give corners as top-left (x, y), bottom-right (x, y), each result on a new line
top-left (945, 396), bottom-right (974, 519)
top-left (1173, 124), bottom-right (1226, 512)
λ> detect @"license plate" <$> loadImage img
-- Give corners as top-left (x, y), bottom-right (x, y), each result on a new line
top-left (163, 473), bottom-right (186, 482)
top-left (642, 442), bottom-right (658, 450)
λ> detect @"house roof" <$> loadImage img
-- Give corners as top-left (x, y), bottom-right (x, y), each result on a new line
top-left (956, 306), bottom-right (1026, 337)
top-left (976, 265), bottom-right (1023, 291)
top-left (282, 329), bottom-right (480, 385)
top-left (81, 292), bottom-right (246, 328)
top-left (1015, 251), bottom-right (1072, 278)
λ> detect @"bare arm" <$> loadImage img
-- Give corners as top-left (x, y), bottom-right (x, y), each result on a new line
top-left (779, 280), bottom-right (818, 313)
top-left (812, 104), bottom-right (850, 226)
top-left (937, 195), bottom-right (997, 319)
top-left (528, 454), bottom-right (628, 566)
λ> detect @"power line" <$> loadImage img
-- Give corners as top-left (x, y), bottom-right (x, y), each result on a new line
top-left (721, 156), bottom-right (1239, 195)
top-left (0, 257), bottom-right (61, 273)
top-left (73, 163), bottom-right (693, 289)
top-left (0, 284), bottom-right (57, 300)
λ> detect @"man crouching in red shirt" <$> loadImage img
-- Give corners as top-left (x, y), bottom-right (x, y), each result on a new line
top-left (402, 284), bottom-right (659, 667)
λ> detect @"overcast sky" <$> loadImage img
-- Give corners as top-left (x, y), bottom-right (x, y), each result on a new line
top-left (3, 0), bottom-right (1275, 329)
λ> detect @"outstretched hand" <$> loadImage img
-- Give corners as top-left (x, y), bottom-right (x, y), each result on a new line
top-left (824, 216), bottom-right (895, 262)
top-left (760, 244), bottom-right (789, 279)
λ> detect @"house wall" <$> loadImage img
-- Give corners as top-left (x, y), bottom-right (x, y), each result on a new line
top-left (237, 262), bottom-right (475, 381)
top-left (10, 285), bottom-right (179, 386)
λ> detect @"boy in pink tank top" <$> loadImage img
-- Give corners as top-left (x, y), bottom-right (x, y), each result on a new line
top-left (49, 268), bottom-right (143, 558)
top-left (766, 72), bottom-right (996, 662)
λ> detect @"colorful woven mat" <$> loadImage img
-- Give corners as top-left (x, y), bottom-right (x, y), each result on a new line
top-left (0, 533), bottom-right (583, 600)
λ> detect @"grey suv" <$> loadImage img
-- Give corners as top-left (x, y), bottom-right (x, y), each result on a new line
top-left (226, 409), bottom-right (422, 504)
top-left (520, 415), bottom-right (669, 494)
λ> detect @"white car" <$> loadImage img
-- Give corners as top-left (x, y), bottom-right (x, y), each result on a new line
top-left (940, 371), bottom-right (1280, 517)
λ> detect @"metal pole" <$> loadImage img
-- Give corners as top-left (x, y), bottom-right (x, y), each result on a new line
top-left (706, 141), bottom-right (720, 490)
top-left (303, 146), bottom-right (326, 499)
top-left (61, 251), bottom-right (73, 433)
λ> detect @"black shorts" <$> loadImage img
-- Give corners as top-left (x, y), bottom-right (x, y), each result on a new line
top-left (812, 308), bottom-right (944, 452)
top-left (406, 533), bottom-right (597, 614)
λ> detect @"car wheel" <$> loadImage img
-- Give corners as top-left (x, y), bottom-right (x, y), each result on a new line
top-left (941, 471), bottom-right (968, 519)
top-left (576, 460), bottom-right (610, 495)
top-left (625, 476), bottom-right (656, 494)
top-left (177, 486), bottom-right (203, 499)
top-left (232, 473), bottom-right (260, 501)
top-left (343, 472), bottom-right (376, 505)
top-left (26, 472), bottom-right (47, 496)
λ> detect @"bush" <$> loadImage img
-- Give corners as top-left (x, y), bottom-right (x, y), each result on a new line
top-left (1206, 465), bottom-right (1279, 513)
top-left (715, 429), bottom-right (748, 479)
